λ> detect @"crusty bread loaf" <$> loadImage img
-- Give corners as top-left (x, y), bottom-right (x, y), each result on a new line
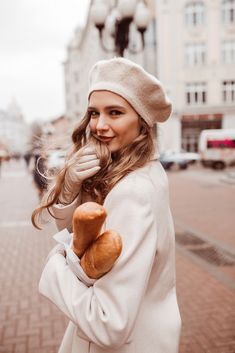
top-left (72, 202), bottom-right (122, 279)
top-left (72, 202), bottom-right (107, 257)
top-left (80, 230), bottom-right (122, 279)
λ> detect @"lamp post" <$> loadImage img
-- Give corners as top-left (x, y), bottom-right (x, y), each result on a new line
top-left (90, 0), bottom-right (151, 57)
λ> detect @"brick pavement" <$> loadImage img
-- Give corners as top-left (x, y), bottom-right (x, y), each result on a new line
top-left (176, 248), bottom-right (235, 353)
top-left (0, 160), bottom-right (68, 353)
top-left (169, 165), bottom-right (235, 353)
top-left (0, 160), bottom-right (234, 353)
top-left (168, 165), bottom-right (235, 251)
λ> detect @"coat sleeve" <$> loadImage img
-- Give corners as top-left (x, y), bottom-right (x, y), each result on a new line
top-left (39, 179), bottom-right (158, 349)
top-left (50, 194), bottom-right (81, 231)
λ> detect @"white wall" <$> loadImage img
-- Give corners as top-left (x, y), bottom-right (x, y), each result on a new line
top-left (155, 0), bottom-right (235, 151)
top-left (157, 115), bottom-right (181, 152)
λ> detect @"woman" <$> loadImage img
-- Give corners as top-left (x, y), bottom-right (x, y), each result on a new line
top-left (33, 57), bottom-right (181, 353)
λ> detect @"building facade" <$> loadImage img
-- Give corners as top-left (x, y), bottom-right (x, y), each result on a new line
top-left (0, 100), bottom-right (29, 155)
top-left (63, 0), bottom-right (157, 126)
top-left (63, 22), bottom-right (110, 122)
top-left (42, 115), bottom-right (73, 151)
top-left (156, 0), bottom-right (235, 152)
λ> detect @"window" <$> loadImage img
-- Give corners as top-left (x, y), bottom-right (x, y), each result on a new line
top-left (143, 19), bottom-right (156, 45)
top-left (222, 80), bottom-right (235, 102)
top-left (185, 2), bottom-right (205, 26)
top-left (75, 93), bottom-right (80, 104)
top-left (207, 138), bottom-right (235, 148)
top-left (67, 99), bottom-right (71, 111)
top-left (66, 82), bottom-right (70, 93)
top-left (222, 0), bottom-right (235, 24)
top-left (185, 43), bottom-right (206, 66)
top-left (74, 71), bottom-right (79, 83)
top-left (186, 82), bottom-right (207, 104)
top-left (222, 40), bottom-right (235, 63)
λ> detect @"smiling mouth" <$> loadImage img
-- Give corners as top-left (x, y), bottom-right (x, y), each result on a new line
top-left (97, 136), bottom-right (114, 142)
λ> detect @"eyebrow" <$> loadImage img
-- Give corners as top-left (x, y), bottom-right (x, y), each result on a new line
top-left (87, 105), bottom-right (126, 111)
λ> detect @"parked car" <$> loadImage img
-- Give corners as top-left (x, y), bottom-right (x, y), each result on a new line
top-left (199, 129), bottom-right (235, 170)
top-left (0, 149), bottom-right (9, 161)
top-left (177, 150), bottom-right (200, 164)
top-left (160, 151), bottom-right (188, 170)
top-left (160, 150), bottom-right (200, 170)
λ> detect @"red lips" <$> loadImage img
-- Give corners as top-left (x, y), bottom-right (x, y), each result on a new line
top-left (97, 136), bottom-right (114, 142)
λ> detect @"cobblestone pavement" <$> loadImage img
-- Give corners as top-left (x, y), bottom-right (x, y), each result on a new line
top-left (0, 160), bottom-right (234, 353)
top-left (0, 160), bottom-right (68, 353)
top-left (169, 165), bottom-right (235, 353)
top-left (176, 249), bottom-right (235, 353)
top-left (168, 165), bottom-right (235, 250)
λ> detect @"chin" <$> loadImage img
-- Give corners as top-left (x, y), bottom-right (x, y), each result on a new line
top-left (107, 142), bottom-right (120, 153)
top-left (108, 147), bottom-right (117, 153)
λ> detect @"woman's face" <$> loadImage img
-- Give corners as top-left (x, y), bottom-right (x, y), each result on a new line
top-left (88, 91), bottom-right (141, 153)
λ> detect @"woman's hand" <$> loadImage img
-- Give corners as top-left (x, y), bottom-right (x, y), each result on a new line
top-left (59, 146), bottom-right (100, 204)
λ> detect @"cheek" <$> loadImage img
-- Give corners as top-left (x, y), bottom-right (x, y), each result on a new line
top-left (89, 121), bottom-right (96, 132)
top-left (126, 120), bottom-right (140, 138)
top-left (118, 122), bottom-right (140, 144)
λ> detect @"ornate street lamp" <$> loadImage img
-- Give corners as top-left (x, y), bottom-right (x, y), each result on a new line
top-left (90, 0), bottom-right (151, 57)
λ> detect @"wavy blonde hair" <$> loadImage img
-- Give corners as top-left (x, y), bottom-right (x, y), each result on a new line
top-left (32, 113), bottom-right (156, 229)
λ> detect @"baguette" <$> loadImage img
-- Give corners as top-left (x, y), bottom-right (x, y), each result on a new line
top-left (72, 202), bottom-right (107, 257)
top-left (72, 202), bottom-right (122, 279)
top-left (80, 230), bottom-right (122, 279)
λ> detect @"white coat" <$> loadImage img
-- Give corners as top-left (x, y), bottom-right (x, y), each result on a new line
top-left (39, 157), bottom-right (182, 353)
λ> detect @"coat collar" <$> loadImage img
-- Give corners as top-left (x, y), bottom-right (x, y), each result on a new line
top-left (150, 151), bottom-right (159, 161)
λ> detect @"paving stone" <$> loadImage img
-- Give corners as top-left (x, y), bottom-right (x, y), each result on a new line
top-left (13, 342), bottom-right (27, 353)
top-left (0, 344), bottom-right (14, 353)
top-left (1, 160), bottom-right (235, 353)
top-left (27, 335), bottom-right (41, 349)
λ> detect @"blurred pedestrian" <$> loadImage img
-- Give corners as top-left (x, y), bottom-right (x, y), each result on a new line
top-left (23, 151), bottom-right (32, 169)
top-left (32, 57), bottom-right (181, 353)
top-left (32, 153), bottom-right (47, 199)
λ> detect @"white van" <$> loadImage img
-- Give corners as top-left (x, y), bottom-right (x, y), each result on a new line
top-left (199, 129), bottom-right (235, 169)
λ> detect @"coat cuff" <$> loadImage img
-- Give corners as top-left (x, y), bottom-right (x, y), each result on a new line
top-left (53, 229), bottom-right (96, 287)
top-left (50, 196), bottom-right (81, 232)
top-left (52, 196), bottom-right (79, 216)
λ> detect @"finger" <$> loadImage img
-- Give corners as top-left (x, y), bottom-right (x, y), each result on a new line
top-left (77, 166), bottom-right (101, 179)
top-left (76, 159), bottom-right (100, 171)
top-left (68, 154), bottom-right (97, 167)
top-left (78, 154), bottom-right (98, 164)
top-left (80, 146), bottom-right (97, 156)
top-left (71, 147), bottom-right (97, 163)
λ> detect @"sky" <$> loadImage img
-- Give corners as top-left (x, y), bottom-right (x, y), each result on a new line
top-left (0, 0), bottom-right (90, 123)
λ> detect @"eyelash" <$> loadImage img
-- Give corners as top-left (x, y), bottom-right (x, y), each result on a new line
top-left (110, 110), bottom-right (122, 116)
top-left (88, 111), bottom-right (98, 118)
top-left (88, 110), bottom-right (123, 118)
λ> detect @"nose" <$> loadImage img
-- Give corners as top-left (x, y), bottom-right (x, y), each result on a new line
top-left (96, 115), bottom-right (109, 132)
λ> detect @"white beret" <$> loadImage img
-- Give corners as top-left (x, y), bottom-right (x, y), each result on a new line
top-left (88, 57), bottom-right (172, 126)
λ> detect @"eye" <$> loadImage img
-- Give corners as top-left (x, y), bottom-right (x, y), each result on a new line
top-left (109, 110), bottom-right (123, 116)
top-left (88, 110), bottom-right (99, 118)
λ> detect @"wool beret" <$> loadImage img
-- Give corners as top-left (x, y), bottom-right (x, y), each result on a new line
top-left (88, 57), bottom-right (172, 126)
